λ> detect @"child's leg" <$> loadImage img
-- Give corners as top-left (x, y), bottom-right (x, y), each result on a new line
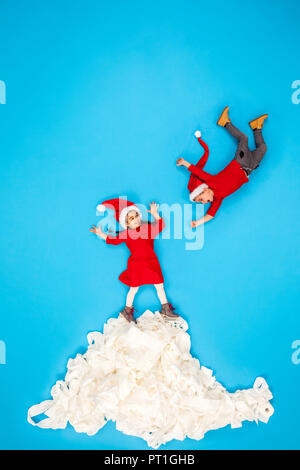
top-left (248, 130), bottom-right (267, 173)
top-left (155, 284), bottom-right (179, 319)
top-left (126, 287), bottom-right (139, 307)
top-left (225, 122), bottom-right (249, 143)
top-left (154, 283), bottom-right (168, 305)
top-left (253, 129), bottom-right (266, 149)
top-left (225, 122), bottom-right (252, 170)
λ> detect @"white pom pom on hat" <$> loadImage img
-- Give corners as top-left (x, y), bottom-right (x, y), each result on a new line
top-left (194, 130), bottom-right (201, 138)
top-left (96, 204), bottom-right (106, 213)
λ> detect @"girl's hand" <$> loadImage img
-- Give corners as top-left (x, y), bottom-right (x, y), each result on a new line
top-left (89, 225), bottom-right (103, 236)
top-left (191, 220), bottom-right (199, 229)
top-left (147, 202), bottom-right (160, 220)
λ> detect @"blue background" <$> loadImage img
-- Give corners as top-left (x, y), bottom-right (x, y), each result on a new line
top-left (0, 0), bottom-right (299, 450)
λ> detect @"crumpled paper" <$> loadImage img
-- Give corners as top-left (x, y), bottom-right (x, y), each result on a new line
top-left (28, 310), bottom-right (274, 448)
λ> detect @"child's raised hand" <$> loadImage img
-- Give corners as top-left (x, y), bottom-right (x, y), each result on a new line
top-left (147, 202), bottom-right (160, 218)
top-left (176, 157), bottom-right (185, 166)
top-left (89, 224), bottom-right (102, 236)
top-left (191, 220), bottom-right (198, 229)
top-left (176, 157), bottom-right (190, 168)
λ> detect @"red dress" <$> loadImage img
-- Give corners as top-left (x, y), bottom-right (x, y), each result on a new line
top-left (106, 219), bottom-right (165, 287)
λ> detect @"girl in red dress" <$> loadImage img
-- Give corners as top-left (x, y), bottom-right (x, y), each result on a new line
top-left (90, 198), bottom-right (178, 323)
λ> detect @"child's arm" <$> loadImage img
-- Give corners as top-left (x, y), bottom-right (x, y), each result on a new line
top-left (147, 201), bottom-right (161, 221)
top-left (89, 224), bottom-right (107, 240)
top-left (176, 131), bottom-right (210, 178)
top-left (191, 199), bottom-right (223, 227)
top-left (191, 214), bottom-right (214, 228)
top-left (176, 157), bottom-right (211, 182)
top-left (147, 202), bottom-right (165, 237)
top-left (176, 157), bottom-right (191, 169)
top-left (90, 225), bottom-right (126, 244)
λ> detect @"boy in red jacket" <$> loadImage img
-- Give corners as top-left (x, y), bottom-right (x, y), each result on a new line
top-left (177, 106), bottom-right (268, 228)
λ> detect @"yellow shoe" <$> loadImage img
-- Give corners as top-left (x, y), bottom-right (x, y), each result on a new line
top-left (249, 114), bottom-right (268, 130)
top-left (217, 106), bottom-right (230, 127)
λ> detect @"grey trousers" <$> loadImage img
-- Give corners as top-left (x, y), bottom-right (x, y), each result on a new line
top-left (225, 122), bottom-right (267, 175)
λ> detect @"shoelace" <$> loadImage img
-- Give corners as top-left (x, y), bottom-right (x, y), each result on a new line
top-left (125, 307), bottom-right (136, 316)
top-left (129, 307), bottom-right (138, 324)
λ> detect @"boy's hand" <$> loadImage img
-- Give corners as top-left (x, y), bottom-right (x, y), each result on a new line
top-left (191, 220), bottom-right (199, 229)
top-left (176, 157), bottom-right (190, 168)
top-left (147, 202), bottom-right (160, 220)
top-left (191, 215), bottom-right (214, 229)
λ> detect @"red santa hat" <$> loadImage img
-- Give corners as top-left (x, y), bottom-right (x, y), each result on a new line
top-left (189, 183), bottom-right (208, 201)
top-left (189, 130), bottom-right (209, 201)
top-left (96, 198), bottom-right (142, 228)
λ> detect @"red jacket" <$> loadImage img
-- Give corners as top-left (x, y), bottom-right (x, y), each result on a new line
top-left (188, 139), bottom-right (249, 217)
top-left (106, 219), bottom-right (165, 287)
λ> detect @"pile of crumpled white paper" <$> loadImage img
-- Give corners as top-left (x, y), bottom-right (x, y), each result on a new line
top-left (28, 310), bottom-right (274, 448)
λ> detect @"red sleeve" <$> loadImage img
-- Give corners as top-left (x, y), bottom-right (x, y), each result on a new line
top-left (206, 199), bottom-right (223, 217)
top-left (106, 232), bottom-right (126, 245)
top-left (188, 164), bottom-right (212, 182)
top-left (149, 218), bottom-right (165, 238)
top-left (195, 138), bottom-right (210, 170)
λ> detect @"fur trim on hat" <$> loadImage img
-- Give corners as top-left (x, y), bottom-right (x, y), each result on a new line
top-left (119, 204), bottom-right (142, 228)
top-left (189, 183), bottom-right (208, 202)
